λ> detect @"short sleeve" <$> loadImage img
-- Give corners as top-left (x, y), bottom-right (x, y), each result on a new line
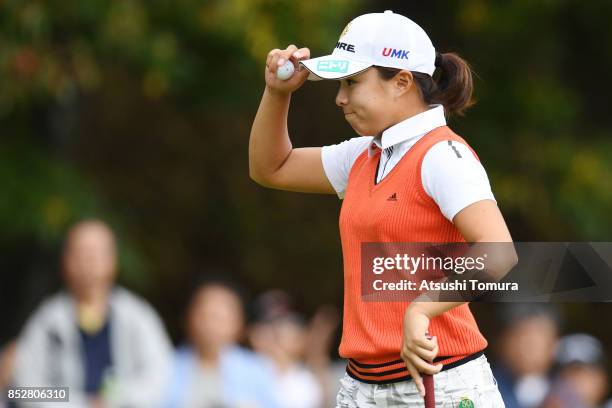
top-left (421, 140), bottom-right (496, 222)
top-left (321, 136), bottom-right (372, 199)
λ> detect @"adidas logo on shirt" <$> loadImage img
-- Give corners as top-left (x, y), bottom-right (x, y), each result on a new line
top-left (387, 193), bottom-right (397, 201)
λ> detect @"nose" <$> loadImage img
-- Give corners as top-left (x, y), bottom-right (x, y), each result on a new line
top-left (335, 82), bottom-right (348, 107)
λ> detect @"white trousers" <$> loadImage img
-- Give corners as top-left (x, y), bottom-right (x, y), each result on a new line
top-left (336, 355), bottom-right (505, 408)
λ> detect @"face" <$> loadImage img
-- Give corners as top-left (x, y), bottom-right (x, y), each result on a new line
top-left (248, 318), bottom-right (306, 362)
top-left (62, 221), bottom-right (117, 299)
top-left (500, 316), bottom-right (558, 375)
top-left (273, 319), bottom-right (307, 360)
top-left (188, 285), bottom-right (244, 351)
top-left (335, 68), bottom-right (401, 136)
top-left (560, 365), bottom-right (608, 406)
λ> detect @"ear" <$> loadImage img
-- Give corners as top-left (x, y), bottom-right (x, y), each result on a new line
top-left (394, 70), bottom-right (414, 97)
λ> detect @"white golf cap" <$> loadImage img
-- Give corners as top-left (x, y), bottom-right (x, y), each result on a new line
top-left (300, 10), bottom-right (436, 81)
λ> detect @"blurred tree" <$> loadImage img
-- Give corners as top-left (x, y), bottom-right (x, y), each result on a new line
top-left (385, 0), bottom-right (612, 241)
top-left (0, 0), bottom-right (360, 342)
top-left (1, 0), bottom-right (612, 345)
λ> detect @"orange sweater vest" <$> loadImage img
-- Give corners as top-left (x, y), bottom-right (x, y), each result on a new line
top-left (338, 126), bottom-right (488, 383)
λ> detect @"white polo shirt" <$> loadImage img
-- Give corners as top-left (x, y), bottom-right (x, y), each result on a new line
top-left (321, 105), bottom-right (496, 222)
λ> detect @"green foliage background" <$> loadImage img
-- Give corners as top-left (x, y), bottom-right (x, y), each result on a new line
top-left (1, 0), bottom-right (611, 341)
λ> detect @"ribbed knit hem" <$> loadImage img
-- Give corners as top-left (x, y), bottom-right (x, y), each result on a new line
top-left (346, 350), bottom-right (485, 384)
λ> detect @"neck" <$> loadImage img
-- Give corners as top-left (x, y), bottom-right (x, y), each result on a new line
top-left (270, 352), bottom-right (293, 373)
top-left (76, 289), bottom-right (109, 308)
top-left (395, 100), bottom-right (430, 122)
top-left (378, 101), bottom-right (430, 137)
top-left (196, 344), bottom-right (222, 367)
top-left (75, 291), bottom-right (110, 333)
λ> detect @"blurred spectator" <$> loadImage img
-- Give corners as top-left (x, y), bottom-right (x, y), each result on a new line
top-left (303, 305), bottom-right (342, 407)
top-left (542, 334), bottom-right (610, 408)
top-left (12, 220), bottom-right (173, 407)
top-left (164, 280), bottom-right (279, 408)
top-left (493, 304), bottom-right (560, 408)
top-left (0, 341), bottom-right (16, 408)
top-left (248, 290), bottom-right (332, 408)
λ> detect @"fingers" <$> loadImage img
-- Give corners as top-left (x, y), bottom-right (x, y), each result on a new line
top-left (402, 352), bottom-right (442, 399)
top-left (267, 49), bottom-right (283, 75)
top-left (415, 338), bottom-right (439, 362)
top-left (410, 354), bottom-right (443, 375)
top-left (401, 333), bottom-right (442, 391)
top-left (293, 48), bottom-right (311, 74)
top-left (403, 333), bottom-right (437, 355)
top-left (415, 344), bottom-right (438, 362)
top-left (414, 335), bottom-right (437, 351)
top-left (275, 44), bottom-right (297, 69)
top-left (405, 361), bottom-right (425, 397)
top-left (264, 45), bottom-right (311, 92)
top-left (275, 44), bottom-right (297, 72)
top-left (402, 348), bottom-right (442, 374)
top-left (292, 47), bottom-right (311, 61)
top-left (266, 48), bottom-right (280, 72)
top-left (266, 45), bottom-right (309, 74)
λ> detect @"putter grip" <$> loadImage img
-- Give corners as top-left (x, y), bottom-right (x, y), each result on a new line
top-left (423, 373), bottom-right (435, 408)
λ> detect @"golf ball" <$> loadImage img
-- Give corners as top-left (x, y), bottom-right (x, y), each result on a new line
top-left (276, 60), bottom-right (295, 80)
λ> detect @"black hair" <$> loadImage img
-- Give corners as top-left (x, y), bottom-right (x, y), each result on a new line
top-left (375, 52), bottom-right (476, 117)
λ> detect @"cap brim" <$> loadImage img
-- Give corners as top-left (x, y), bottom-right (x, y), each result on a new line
top-left (299, 55), bottom-right (372, 81)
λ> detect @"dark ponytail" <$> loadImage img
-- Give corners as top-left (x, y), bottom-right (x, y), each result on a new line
top-left (376, 52), bottom-right (475, 117)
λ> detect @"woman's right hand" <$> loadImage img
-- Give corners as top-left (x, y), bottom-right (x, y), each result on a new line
top-left (265, 44), bottom-right (310, 95)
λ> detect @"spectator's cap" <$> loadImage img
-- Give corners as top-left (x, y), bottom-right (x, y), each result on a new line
top-left (555, 334), bottom-right (606, 368)
top-left (250, 290), bottom-right (304, 325)
top-left (300, 10), bottom-right (436, 80)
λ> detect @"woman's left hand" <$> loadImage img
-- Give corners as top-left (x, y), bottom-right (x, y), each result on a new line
top-left (401, 305), bottom-right (443, 397)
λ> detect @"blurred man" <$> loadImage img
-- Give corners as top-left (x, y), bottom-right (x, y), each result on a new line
top-left (164, 281), bottom-right (279, 408)
top-left (13, 220), bottom-right (173, 407)
top-left (542, 334), bottom-right (610, 408)
top-left (493, 304), bottom-right (560, 408)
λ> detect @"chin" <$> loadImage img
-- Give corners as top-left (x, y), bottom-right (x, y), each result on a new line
top-left (355, 128), bottom-right (377, 137)
top-left (345, 118), bottom-right (379, 137)
top-left (346, 122), bottom-right (371, 137)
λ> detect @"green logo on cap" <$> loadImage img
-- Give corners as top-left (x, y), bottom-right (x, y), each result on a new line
top-left (458, 397), bottom-right (475, 408)
top-left (317, 60), bottom-right (349, 73)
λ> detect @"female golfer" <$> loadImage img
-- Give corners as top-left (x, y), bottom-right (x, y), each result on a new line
top-left (250, 10), bottom-right (514, 407)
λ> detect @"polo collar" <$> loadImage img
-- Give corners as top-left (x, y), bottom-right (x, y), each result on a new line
top-left (368, 105), bottom-right (446, 157)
